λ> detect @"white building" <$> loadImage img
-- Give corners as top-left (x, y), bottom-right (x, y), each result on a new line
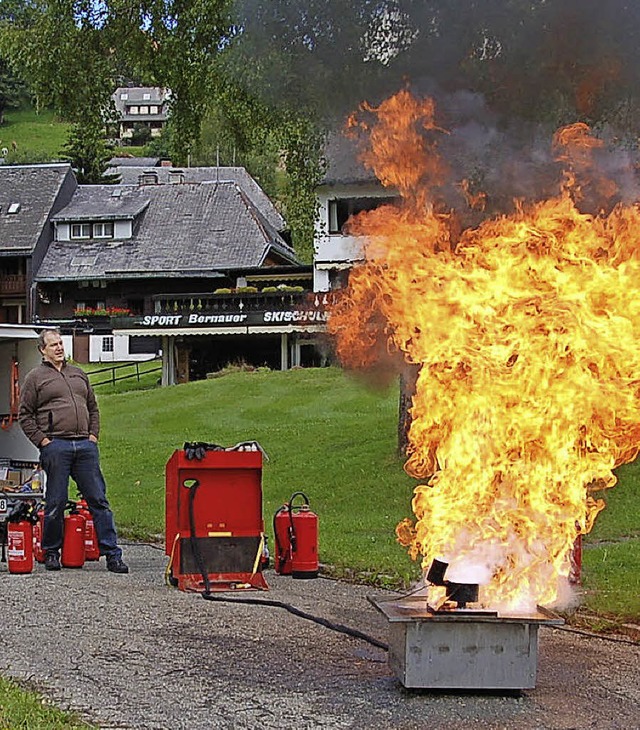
top-left (313, 133), bottom-right (399, 292)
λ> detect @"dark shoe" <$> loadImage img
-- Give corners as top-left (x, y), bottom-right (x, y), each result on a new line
top-left (45, 552), bottom-right (61, 571)
top-left (106, 557), bottom-right (129, 574)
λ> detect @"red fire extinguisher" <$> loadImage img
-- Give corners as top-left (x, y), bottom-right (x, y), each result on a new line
top-left (273, 492), bottom-right (318, 579)
top-left (8, 520), bottom-right (33, 574)
top-left (61, 502), bottom-right (86, 568)
top-left (33, 508), bottom-right (45, 564)
top-left (7, 503), bottom-right (38, 574)
top-left (76, 499), bottom-right (100, 561)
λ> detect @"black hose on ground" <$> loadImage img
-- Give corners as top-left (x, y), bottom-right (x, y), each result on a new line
top-left (200, 590), bottom-right (389, 651)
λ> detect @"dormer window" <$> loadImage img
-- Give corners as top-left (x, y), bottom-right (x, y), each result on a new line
top-left (139, 171), bottom-right (158, 185)
top-left (70, 222), bottom-right (114, 239)
top-left (93, 222), bottom-right (114, 239)
top-left (71, 223), bottom-right (91, 239)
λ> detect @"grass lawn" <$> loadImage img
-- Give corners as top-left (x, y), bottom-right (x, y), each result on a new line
top-left (81, 358), bottom-right (163, 394)
top-left (97, 366), bottom-right (421, 583)
top-left (0, 107), bottom-right (70, 162)
top-left (581, 460), bottom-right (640, 620)
top-left (0, 677), bottom-right (93, 729)
top-left (86, 366), bottom-right (640, 617)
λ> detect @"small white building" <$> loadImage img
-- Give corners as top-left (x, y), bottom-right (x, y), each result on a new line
top-left (313, 133), bottom-right (399, 292)
top-left (112, 87), bottom-right (170, 143)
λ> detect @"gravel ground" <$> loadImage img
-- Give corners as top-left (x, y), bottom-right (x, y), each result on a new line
top-left (0, 543), bottom-right (638, 730)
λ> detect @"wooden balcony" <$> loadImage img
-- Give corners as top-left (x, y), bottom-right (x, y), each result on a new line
top-left (0, 275), bottom-right (27, 297)
top-left (153, 289), bottom-right (315, 315)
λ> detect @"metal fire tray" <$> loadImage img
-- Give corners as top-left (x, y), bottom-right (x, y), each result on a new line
top-left (369, 595), bottom-right (564, 690)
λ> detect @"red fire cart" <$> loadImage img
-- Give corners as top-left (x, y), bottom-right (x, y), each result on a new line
top-left (165, 445), bottom-right (268, 592)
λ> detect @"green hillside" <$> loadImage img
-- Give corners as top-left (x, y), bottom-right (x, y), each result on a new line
top-left (0, 106), bottom-right (70, 162)
top-left (0, 105), bottom-right (148, 163)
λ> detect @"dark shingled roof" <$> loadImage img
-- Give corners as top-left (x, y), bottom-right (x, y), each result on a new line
top-left (321, 132), bottom-right (384, 187)
top-left (108, 156), bottom-right (161, 168)
top-left (0, 163), bottom-right (74, 254)
top-left (36, 181), bottom-right (299, 282)
top-left (107, 165), bottom-right (286, 231)
top-left (51, 185), bottom-right (150, 222)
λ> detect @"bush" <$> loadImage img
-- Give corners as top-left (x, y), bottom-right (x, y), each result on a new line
top-left (206, 360), bottom-right (270, 378)
top-left (130, 123), bottom-right (152, 147)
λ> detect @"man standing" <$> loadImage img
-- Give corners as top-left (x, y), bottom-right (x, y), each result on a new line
top-left (18, 329), bottom-right (128, 573)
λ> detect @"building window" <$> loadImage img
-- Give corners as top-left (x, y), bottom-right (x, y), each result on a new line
top-left (102, 336), bottom-right (114, 353)
top-left (143, 93), bottom-right (151, 100)
top-left (120, 93), bottom-right (128, 100)
top-left (328, 196), bottom-right (399, 234)
top-left (93, 222), bottom-right (114, 239)
top-left (139, 106), bottom-right (149, 115)
top-left (71, 223), bottom-right (91, 239)
top-left (130, 106), bottom-right (139, 115)
top-left (149, 105), bottom-right (158, 114)
top-left (129, 336), bottom-right (159, 355)
top-left (76, 299), bottom-right (106, 311)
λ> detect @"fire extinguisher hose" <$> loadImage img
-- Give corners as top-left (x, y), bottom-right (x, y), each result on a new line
top-left (187, 479), bottom-right (212, 595)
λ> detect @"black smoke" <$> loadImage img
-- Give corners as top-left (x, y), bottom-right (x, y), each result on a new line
top-left (227, 0), bottom-right (640, 211)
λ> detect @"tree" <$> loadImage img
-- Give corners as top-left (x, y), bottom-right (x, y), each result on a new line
top-left (61, 115), bottom-right (119, 184)
top-left (0, 58), bottom-right (23, 124)
top-left (0, 1), bottom-right (116, 120)
top-left (6, 1), bottom-right (640, 254)
top-left (106, 0), bottom-right (234, 163)
top-left (0, 0), bottom-right (234, 164)
top-left (193, 75), bottom-right (325, 260)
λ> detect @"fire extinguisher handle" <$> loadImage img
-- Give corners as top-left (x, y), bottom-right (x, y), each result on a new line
top-left (288, 491), bottom-right (309, 507)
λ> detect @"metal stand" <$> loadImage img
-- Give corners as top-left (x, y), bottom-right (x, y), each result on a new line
top-left (369, 595), bottom-right (563, 690)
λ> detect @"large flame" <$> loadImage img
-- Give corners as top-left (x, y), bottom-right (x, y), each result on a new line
top-left (329, 90), bottom-right (640, 611)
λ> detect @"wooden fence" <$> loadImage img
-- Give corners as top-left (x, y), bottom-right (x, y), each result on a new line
top-left (88, 358), bottom-right (162, 388)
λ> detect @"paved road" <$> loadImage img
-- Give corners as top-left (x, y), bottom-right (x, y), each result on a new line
top-left (0, 544), bottom-right (638, 730)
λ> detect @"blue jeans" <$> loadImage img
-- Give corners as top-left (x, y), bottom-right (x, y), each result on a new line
top-left (39, 438), bottom-right (122, 560)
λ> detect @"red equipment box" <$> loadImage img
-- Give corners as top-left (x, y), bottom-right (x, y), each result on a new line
top-left (165, 448), bottom-right (268, 592)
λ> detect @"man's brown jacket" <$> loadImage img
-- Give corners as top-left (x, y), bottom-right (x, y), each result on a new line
top-left (18, 361), bottom-right (100, 448)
